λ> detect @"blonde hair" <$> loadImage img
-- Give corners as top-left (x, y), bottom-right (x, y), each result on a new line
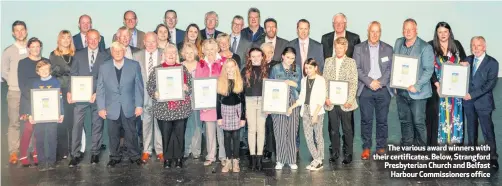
top-left (181, 42), bottom-right (199, 61)
top-left (335, 37), bottom-right (348, 47)
top-left (163, 43), bottom-right (180, 63)
top-left (216, 33), bottom-right (231, 46)
top-left (36, 60), bottom-right (51, 72)
top-left (54, 30), bottom-right (76, 56)
top-left (110, 41), bottom-right (126, 50)
top-left (217, 59), bottom-right (243, 96)
top-left (202, 38), bottom-right (220, 57)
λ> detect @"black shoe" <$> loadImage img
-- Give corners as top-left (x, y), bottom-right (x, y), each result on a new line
top-left (130, 159), bottom-right (142, 165)
top-left (263, 151), bottom-right (272, 162)
top-left (175, 159), bottom-right (183, 168)
top-left (107, 159), bottom-right (121, 167)
top-left (164, 159), bottom-right (172, 168)
top-left (342, 154), bottom-right (353, 165)
top-left (329, 152), bottom-right (339, 163)
top-left (250, 155), bottom-right (257, 171)
top-left (256, 155), bottom-right (263, 171)
top-left (68, 157), bottom-right (81, 167)
top-left (100, 144), bottom-right (107, 150)
top-left (91, 155), bottom-right (99, 164)
top-left (491, 159), bottom-right (499, 170)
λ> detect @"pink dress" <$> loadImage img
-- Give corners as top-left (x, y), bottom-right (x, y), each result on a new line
top-left (194, 56), bottom-right (227, 121)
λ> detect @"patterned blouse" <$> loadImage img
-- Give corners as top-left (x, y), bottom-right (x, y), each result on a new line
top-left (322, 56), bottom-right (359, 112)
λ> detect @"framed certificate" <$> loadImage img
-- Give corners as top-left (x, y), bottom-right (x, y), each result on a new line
top-left (71, 76), bottom-right (93, 102)
top-left (390, 54), bottom-right (420, 89)
top-left (439, 63), bottom-right (470, 98)
top-left (156, 67), bottom-right (184, 102)
top-left (328, 80), bottom-right (349, 105)
top-left (192, 77), bottom-right (217, 110)
top-left (262, 79), bottom-right (289, 114)
top-left (31, 88), bottom-right (60, 123)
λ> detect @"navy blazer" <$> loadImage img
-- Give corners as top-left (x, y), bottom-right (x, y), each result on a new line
top-left (200, 29), bottom-right (223, 40)
top-left (70, 48), bottom-right (110, 93)
top-left (73, 33), bottom-right (106, 51)
top-left (172, 28), bottom-right (185, 44)
top-left (464, 54), bottom-right (499, 111)
top-left (287, 38), bottom-right (325, 73)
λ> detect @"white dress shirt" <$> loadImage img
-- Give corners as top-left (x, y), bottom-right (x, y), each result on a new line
top-left (81, 33), bottom-right (87, 48)
top-left (88, 48), bottom-right (99, 72)
top-left (265, 36), bottom-right (277, 48)
top-left (169, 28), bottom-right (176, 44)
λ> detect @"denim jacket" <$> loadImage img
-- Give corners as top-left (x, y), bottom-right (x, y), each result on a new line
top-left (268, 63), bottom-right (302, 100)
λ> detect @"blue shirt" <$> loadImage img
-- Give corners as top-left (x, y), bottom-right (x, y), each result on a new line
top-left (129, 29), bottom-right (137, 47)
top-left (230, 34), bottom-right (241, 53)
top-left (269, 63), bottom-right (302, 100)
top-left (368, 43), bottom-right (381, 80)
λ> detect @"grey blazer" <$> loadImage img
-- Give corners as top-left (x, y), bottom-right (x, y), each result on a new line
top-left (233, 36), bottom-right (252, 69)
top-left (353, 40), bottom-right (394, 96)
top-left (288, 38), bottom-right (325, 72)
top-left (133, 49), bottom-right (164, 83)
top-left (252, 36), bottom-right (289, 62)
top-left (112, 29), bottom-right (145, 49)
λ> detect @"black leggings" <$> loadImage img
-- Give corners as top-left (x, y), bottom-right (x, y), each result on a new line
top-left (158, 119), bottom-right (186, 160)
top-left (224, 130), bottom-right (240, 159)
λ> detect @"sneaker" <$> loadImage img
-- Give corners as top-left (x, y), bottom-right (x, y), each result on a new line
top-left (9, 153), bottom-right (18, 164)
top-left (306, 160), bottom-right (317, 170)
top-left (47, 163), bottom-right (56, 170)
top-left (141, 152), bottom-right (150, 163)
top-left (38, 164), bottom-right (48, 172)
top-left (289, 164), bottom-right (298, 170)
top-left (309, 161), bottom-right (323, 171)
top-left (20, 156), bottom-right (30, 167)
top-left (361, 149), bottom-right (371, 160)
top-left (32, 154), bottom-right (38, 165)
top-left (157, 153), bottom-right (164, 162)
top-left (204, 160), bottom-right (213, 166)
top-left (275, 162), bottom-right (284, 170)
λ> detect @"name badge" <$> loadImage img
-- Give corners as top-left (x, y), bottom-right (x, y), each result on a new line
top-left (381, 56), bottom-right (389, 63)
top-left (19, 48), bottom-right (27, 55)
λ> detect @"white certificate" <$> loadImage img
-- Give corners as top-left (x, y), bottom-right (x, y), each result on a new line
top-left (262, 79), bottom-right (289, 114)
top-left (192, 77), bottom-right (217, 110)
top-left (156, 67), bottom-right (184, 102)
top-left (31, 88), bottom-right (60, 123)
top-left (329, 80), bottom-right (349, 105)
top-left (71, 76), bottom-right (93, 102)
top-left (390, 54), bottom-right (419, 89)
top-left (439, 63), bottom-right (470, 98)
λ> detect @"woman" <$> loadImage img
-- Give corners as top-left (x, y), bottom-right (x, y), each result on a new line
top-left (195, 39), bottom-right (227, 166)
top-left (154, 24), bottom-right (170, 50)
top-left (216, 33), bottom-right (241, 69)
top-left (426, 22), bottom-right (467, 146)
top-left (182, 43), bottom-right (203, 159)
top-left (177, 24), bottom-right (203, 60)
top-left (268, 47), bottom-right (302, 170)
top-left (147, 44), bottom-right (192, 168)
top-left (17, 37), bottom-right (50, 166)
top-left (242, 48), bottom-right (268, 170)
top-left (217, 59), bottom-right (246, 173)
top-left (260, 42), bottom-right (279, 161)
top-left (288, 59), bottom-right (326, 171)
top-left (49, 30), bottom-right (76, 161)
top-left (323, 37), bottom-right (358, 165)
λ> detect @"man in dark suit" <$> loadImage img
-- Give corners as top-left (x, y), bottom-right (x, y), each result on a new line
top-left (252, 18), bottom-right (288, 62)
top-left (112, 10), bottom-right (145, 49)
top-left (353, 21), bottom-right (393, 160)
top-left (164, 10), bottom-right (184, 45)
top-left (230, 15), bottom-right (252, 69)
top-left (97, 41), bottom-right (144, 167)
top-left (68, 29), bottom-right (110, 167)
top-left (73, 15), bottom-right (105, 51)
top-left (200, 11), bottom-right (223, 40)
top-left (321, 13), bottom-right (361, 59)
top-left (108, 26), bottom-right (140, 59)
top-left (463, 36), bottom-right (499, 170)
top-left (240, 7), bottom-right (265, 42)
top-left (287, 19), bottom-right (324, 72)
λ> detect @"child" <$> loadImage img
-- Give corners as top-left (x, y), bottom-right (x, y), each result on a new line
top-left (28, 61), bottom-right (64, 171)
top-left (216, 59), bottom-right (246, 173)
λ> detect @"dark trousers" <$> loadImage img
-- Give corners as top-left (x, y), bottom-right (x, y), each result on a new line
top-left (396, 92), bottom-right (427, 146)
top-left (72, 103), bottom-right (104, 157)
top-left (264, 115), bottom-right (276, 153)
top-left (158, 119), bottom-right (186, 160)
top-left (465, 106), bottom-right (498, 159)
top-left (359, 87), bottom-right (391, 150)
top-left (57, 87), bottom-right (74, 159)
top-left (34, 123), bottom-right (58, 164)
top-left (328, 106), bottom-right (353, 156)
top-left (108, 110), bottom-right (140, 161)
top-left (224, 129), bottom-right (240, 159)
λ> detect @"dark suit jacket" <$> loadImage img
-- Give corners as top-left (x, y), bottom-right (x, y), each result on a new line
top-left (73, 33), bottom-right (106, 51)
top-left (353, 40), bottom-right (394, 96)
top-left (200, 29), bottom-right (223, 40)
top-left (112, 29), bottom-right (145, 49)
top-left (70, 48), bottom-right (110, 93)
top-left (232, 35), bottom-right (252, 69)
top-left (287, 38), bottom-right (325, 72)
top-left (321, 30), bottom-right (361, 59)
top-left (172, 28), bottom-right (185, 44)
top-left (252, 36), bottom-right (289, 62)
top-left (464, 54), bottom-right (499, 111)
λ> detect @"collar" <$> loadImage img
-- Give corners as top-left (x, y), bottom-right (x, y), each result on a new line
top-left (114, 59), bottom-right (125, 67)
top-left (334, 31), bottom-right (346, 39)
top-left (231, 33), bottom-right (241, 38)
top-left (41, 75), bottom-right (52, 81)
top-left (162, 62), bottom-right (181, 67)
top-left (403, 37), bottom-right (417, 48)
top-left (146, 49), bottom-right (158, 55)
top-left (131, 29), bottom-right (137, 35)
top-left (475, 52), bottom-right (486, 62)
top-left (265, 36), bottom-right (276, 42)
top-left (299, 38), bottom-right (309, 44)
top-left (369, 41), bottom-right (380, 48)
top-left (205, 28), bottom-right (215, 34)
top-left (335, 55), bottom-right (346, 61)
top-left (88, 47), bottom-right (99, 54)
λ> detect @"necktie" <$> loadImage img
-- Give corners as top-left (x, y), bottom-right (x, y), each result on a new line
top-left (83, 35), bottom-right (87, 48)
top-left (473, 57), bottom-right (479, 76)
top-left (148, 52), bottom-right (154, 76)
top-left (301, 42), bottom-right (307, 66)
top-left (90, 51), bottom-right (95, 72)
top-left (209, 33), bottom-right (214, 38)
top-left (231, 37), bottom-right (238, 53)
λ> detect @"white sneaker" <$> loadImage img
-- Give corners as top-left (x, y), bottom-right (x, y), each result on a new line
top-left (275, 162), bottom-right (284, 169)
top-left (289, 164), bottom-right (298, 170)
top-left (306, 164), bottom-right (312, 170)
top-left (306, 160), bottom-right (317, 170)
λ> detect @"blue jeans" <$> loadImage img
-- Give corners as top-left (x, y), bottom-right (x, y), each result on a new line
top-left (359, 87), bottom-right (391, 150)
top-left (34, 123), bottom-right (58, 164)
top-left (396, 92), bottom-right (427, 146)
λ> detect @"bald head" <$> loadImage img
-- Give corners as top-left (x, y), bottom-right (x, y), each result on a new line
top-left (144, 32), bottom-right (158, 52)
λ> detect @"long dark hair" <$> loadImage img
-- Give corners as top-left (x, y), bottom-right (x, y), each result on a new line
top-left (244, 48), bottom-right (268, 87)
top-left (303, 58), bottom-right (321, 76)
top-left (432, 22), bottom-right (458, 56)
top-left (183, 23), bottom-right (203, 58)
top-left (281, 47), bottom-right (297, 72)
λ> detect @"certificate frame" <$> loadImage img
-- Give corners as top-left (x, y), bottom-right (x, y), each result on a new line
top-left (70, 76), bottom-right (93, 102)
top-left (390, 54), bottom-right (420, 89)
top-left (191, 77), bottom-right (218, 110)
top-left (261, 79), bottom-right (289, 114)
top-left (328, 80), bottom-right (349, 105)
top-left (439, 63), bottom-right (470, 98)
top-left (156, 66), bottom-right (184, 102)
top-left (31, 88), bottom-right (61, 123)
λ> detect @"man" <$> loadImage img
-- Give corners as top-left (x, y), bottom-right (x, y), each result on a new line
top-left (68, 29), bottom-right (110, 167)
top-left (113, 10), bottom-right (145, 49)
top-left (353, 21), bottom-right (393, 160)
top-left (2, 20), bottom-right (28, 164)
top-left (230, 15), bottom-right (252, 69)
top-left (393, 18), bottom-right (434, 147)
top-left (200, 11), bottom-right (223, 40)
top-left (164, 10), bottom-right (184, 45)
top-left (321, 13), bottom-right (361, 58)
top-left (240, 7), bottom-right (265, 42)
top-left (109, 26), bottom-right (140, 59)
top-left (253, 18), bottom-right (288, 62)
top-left (463, 36), bottom-right (499, 170)
top-left (288, 19), bottom-right (324, 72)
top-left (73, 14), bottom-right (105, 51)
top-left (133, 32), bottom-right (164, 163)
top-left (97, 41), bottom-right (144, 167)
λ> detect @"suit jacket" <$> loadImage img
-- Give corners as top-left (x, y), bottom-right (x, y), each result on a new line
top-left (96, 58), bottom-right (144, 120)
top-left (321, 30), bottom-right (361, 59)
top-left (353, 40), bottom-right (394, 96)
top-left (70, 48), bottom-right (110, 93)
top-left (464, 54), bottom-right (499, 111)
top-left (106, 46), bottom-right (140, 59)
top-left (322, 56), bottom-right (358, 112)
top-left (73, 33), bottom-right (106, 51)
top-left (112, 29), bottom-right (145, 49)
top-left (172, 28), bottom-right (185, 44)
top-left (287, 38), bottom-right (325, 72)
top-left (252, 36), bottom-right (289, 62)
top-left (200, 29), bottom-right (223, 40)
top-left (393, 37), bottom-right (435, 100)
top-left (233, 36), bottom-right (252, 69)
top-left (133, 49), bottom-right (164, 84)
